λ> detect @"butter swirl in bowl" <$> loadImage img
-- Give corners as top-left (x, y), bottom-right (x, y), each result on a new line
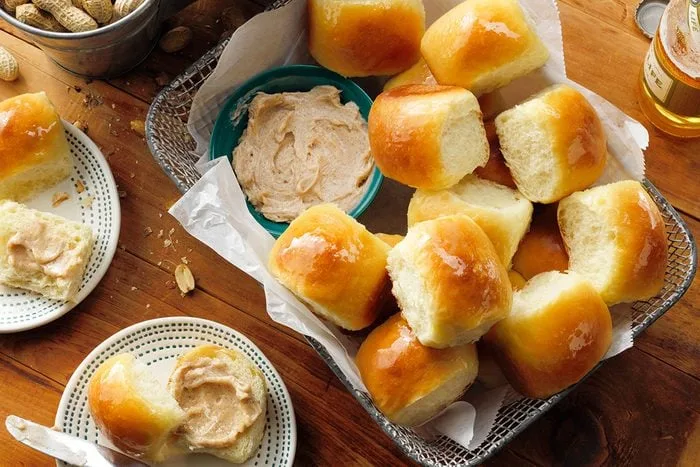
top-left (210, 65), bottom-right (383, 237)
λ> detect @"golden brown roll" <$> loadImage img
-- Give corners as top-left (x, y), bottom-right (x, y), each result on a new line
top-left (369, 84), bottom-right (488, 190)
top-left (88, 354), bottom-right (185, 462)
top-left (495, 85), bottom-right (608, 203)
top-left (375, 233), bottom-right (404, 247)
top-left (483, 271), bottom-right (612, 398)
top-left (421, 0), bottom-right (549, 96)
top-left (0, 92), bottom-right (72, 201)
top-left (268, 203), bottom-right (391, 330)
top-left (512, 204), bottom-right (569, 280)
top-left (308, 0), bottom-right (425, 77)
top-left (383, 58), bottom-right (437, 91)
top-left (167, 345), bottom-right (267, 464)
top-left (387, 215), bottom-right (512, 348)
top-left (356, 313), bottom-right (478, 426)
top-left (407, 175), bottom-right (533, 267)
top-left (558, 180), bottom-right (668, 305)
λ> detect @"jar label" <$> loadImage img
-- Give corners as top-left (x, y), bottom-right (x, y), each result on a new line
top-left (689, 1), bottom-right (700, 45)
top-left (643, 45), bottom-right (673, 101)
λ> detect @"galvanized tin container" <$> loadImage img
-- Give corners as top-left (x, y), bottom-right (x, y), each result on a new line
top-left (0, 0), bottom-right (195, 78)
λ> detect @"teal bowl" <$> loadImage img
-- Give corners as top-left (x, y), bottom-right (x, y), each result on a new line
top-left (210, 64), bottom-right (383, 237)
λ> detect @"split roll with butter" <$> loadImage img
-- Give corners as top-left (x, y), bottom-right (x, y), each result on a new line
top-left (0, 201), bottom-right (93, 302)
top-left (167, 345), bottom-right (267, 464)
top-left (87, 345), bottom-right (267, 464)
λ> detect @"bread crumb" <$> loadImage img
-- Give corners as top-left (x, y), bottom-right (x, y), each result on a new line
top-left (52, 192), bottom-right (70, 207)
top-left (82, 196), bottom-right (94, 208)
top-left (165, 279), bottom-right (176, 289)
top-left (129, 173), bottom-right (135, 179)
top-left (157, 229), bottom-right (164, 239)
top-left (144, 226), bottom-right (153, 237)
top-left (181, 256), bottom-right (188, 264)
top-left (130, 120), bottom-right (146, 136)
top-left (130, 286), bottom-right (137, 291)
top-left (118, 190), bottom-right (127, 198)
top-left (73, 120), bottom-right (88, 134)
top-left (82, 92), bottom-right (103, 109)
top-left (75, 180), bottom-right (85, 193)
top-left (146, 303), bottom-right (151, 309)
top-left (159, 213), bottom-right (163, 218)
top-left (164, 239), bottom-right (172, 248)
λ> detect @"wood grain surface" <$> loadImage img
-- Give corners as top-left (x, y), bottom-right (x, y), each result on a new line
top-left (0, 0), bottom-right (698, 466)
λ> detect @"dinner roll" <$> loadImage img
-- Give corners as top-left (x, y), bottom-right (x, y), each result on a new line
top-left (88, 354), bottom-right (185, 462)
top-left (495, 85), bottom-right (608, 203)
top-left (308, 0), bottom-right (425, 77)
top-left (0, 200), bottom-right (94, 301)
top-left (0, 92), bottom-right (72, 201)
top-left (484, 271), bottom-right (612, 398)
top-left (168, 345), bottom-right (267, 464)
top-left (269, 204), bottom-right (391, 330)
top-left (369, 85), bottom-right (488, 190)
top-left (383, 58), bottom-right (437, 91)
top-left (375, 233), bottom-right (404, 247)
top-left (421, 0), bottom-right (549, 96)
top-left (387, 215), bottom-right (512, 348)
top-left (356, 313), bottom-right (478, 426)
top-left (558, 180), bottom-right (667, 305)
top-left (512, 205), bottom-right (568, 280)
top-left (407, 175), bottom-right (533, 267)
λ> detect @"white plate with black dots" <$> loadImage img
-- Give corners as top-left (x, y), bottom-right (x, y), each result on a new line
top-left (0, 121), bottom-right (120, 333)
top-left (55, 317), bottom-right (297, 466)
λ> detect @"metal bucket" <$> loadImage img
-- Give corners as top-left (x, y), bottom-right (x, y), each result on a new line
top-left (0, 0), bottom-right (196, 78)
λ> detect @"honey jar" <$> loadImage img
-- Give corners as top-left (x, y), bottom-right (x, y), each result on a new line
top-left (638, 0), bottom-right (700, 138)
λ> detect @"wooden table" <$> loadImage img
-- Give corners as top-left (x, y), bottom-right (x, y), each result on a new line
top-left (0, 1), bottom-right (698, 465)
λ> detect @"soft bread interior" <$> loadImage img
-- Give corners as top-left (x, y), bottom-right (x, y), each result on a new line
top-left (439, 95), bottom-right (489, 185)
top-left (469, 41), bottom-right (550, 96)
top-left (510, 271), bottom-right (580, 319)
top-left (387, 237), bottom-right (437, 345)
top-left (0, 165), bottom-right (72, 202)
top-left (496, 103), bottom-right (559, 202)
top-left (393, 368), bottom-right (476, 427)
top-left (131, 357), bottom-right (184, 426)
top-left (558, 194), bottom-right (616, 294)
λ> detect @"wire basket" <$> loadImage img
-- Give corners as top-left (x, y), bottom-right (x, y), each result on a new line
top-left (145, 4), bottom-right (698, 465)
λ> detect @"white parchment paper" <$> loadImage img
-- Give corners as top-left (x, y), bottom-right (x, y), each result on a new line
top-left (174, 0), bottom-right (648, 450)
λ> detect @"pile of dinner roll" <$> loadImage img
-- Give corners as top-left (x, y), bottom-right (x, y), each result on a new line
top-left (267, 0), bottom-right (668, 427)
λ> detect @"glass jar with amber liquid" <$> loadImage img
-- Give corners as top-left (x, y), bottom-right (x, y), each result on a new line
top-left (639, 0), bottom-right (700, 138)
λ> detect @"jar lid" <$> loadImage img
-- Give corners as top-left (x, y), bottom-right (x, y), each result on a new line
top-left (635, 0), bottom-right (669, 39)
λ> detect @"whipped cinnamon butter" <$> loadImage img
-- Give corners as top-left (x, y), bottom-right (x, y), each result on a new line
top-left (169, 356), bottom-right (263, 449)
top-left (7, 220), bottom-right (81, 278)
top-left (233, 85), bottom-right (373, 222)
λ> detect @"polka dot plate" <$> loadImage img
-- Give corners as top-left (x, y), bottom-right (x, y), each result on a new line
top-left (0, 121), bottom-right (120, 333)
top-left (55, 317), bottom-right (297, 466)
